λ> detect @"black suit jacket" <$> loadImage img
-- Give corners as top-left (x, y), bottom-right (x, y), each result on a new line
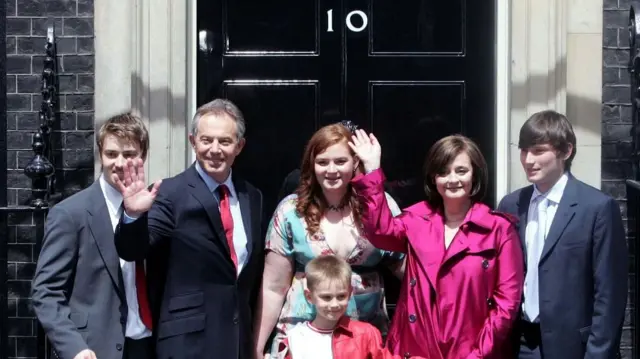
top-left (498, 175), bottom-right (627, 359)
top-left (115, 165), bottom-right (264, 359)
top-left (32, 181), bottom-right (130, 359)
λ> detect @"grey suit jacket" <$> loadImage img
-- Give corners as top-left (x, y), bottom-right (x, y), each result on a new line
top-left (31, 181), bottom-right (128, 359)
top-left (498, 175), bottom-right (627, 359)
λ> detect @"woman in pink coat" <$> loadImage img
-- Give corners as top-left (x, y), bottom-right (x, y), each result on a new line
top-left (349, 131), bottom-right (524, 359)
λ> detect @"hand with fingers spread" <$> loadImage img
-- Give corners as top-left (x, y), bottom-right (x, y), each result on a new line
top-left (348, 129), bottom-right (382, 174)
top-left (73, 349), bottom-right (97, 359)
top-left (113, 158), bottom-right (162, 217)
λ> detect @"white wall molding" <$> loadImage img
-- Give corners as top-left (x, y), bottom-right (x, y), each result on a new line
top-left (94, 0), bottom-right (189, 181)
top-left (508, 0), bottom-right (601, 192)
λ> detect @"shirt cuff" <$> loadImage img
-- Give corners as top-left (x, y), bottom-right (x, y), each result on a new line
top-left (123, 211), bottom-right (140, 223)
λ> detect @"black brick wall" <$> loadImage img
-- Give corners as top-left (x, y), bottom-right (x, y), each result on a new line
top-left (0, 0), bottom-right (7, 356)
top-left (603, 1), bottom-right (635, 358)
top-left (5, 0), bottom-right (95, 358)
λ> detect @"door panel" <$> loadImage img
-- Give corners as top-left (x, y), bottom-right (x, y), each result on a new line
top-left (225, 1), bottom-right (319, 53)
top-left (344, 0), bottom-right (495, 207)
top-left (198, 0), bottom-right (495, 314)
top-left (222, 82), bottom-right (319, 215)
top-left (370, 1), bottom-right (464, 54)
top-left (369, 82), bottom-right (464, 184)
top-left (198, 0), bottom-right (342, 216)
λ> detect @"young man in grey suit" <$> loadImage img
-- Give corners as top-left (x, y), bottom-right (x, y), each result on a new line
top-left (497, 110), bottom-right (627, 359)
top-left (32, 114), bottom-right (154, 359)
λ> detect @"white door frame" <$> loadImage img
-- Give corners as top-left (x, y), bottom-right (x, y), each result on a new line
top-left (495, 0), bottom-right (510, 204)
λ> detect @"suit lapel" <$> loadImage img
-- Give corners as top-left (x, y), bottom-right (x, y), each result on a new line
top-left (233, 178), bottom-right (254, 259)
top-left (516, 186), bottom-right (534, 262)
top-left (87, 182), bottom-right (125, 301)
top-left (419, 212), bottom-right (445, 290)
top-left (442, 229), bottom-right (469, 265)
top-left (539, 177), bottom-right (578, 264)
top-left (187, 166), bottom-right (233, 255)
top-left (441, 204), bottom-right (494, 265)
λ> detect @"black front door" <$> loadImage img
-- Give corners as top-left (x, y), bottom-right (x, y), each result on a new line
top-left (198, 0), bottom-right (495, 215)
top-left (197, 0), bottom-right (495, 307)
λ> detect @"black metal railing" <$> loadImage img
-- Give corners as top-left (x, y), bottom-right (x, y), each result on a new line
top-left (23, 25), bottom-right (57, 208)
top-left (628, 180), bottom-right (640, 358)
top-left (0, 24), bottom-right (59, 359)
top-left (628, 4), bottom-right (640, 358)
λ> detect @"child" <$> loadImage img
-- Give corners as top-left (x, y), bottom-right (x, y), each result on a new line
top-left (277, 255), bottom-right (425, 359)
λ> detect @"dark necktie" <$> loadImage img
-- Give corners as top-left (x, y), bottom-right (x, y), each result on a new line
top-left (217, 184), bottom-right (238, 270)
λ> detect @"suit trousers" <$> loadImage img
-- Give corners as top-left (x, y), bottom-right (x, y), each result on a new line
top-left (124, 337), bottom-right (153, 359)
top-left (517, 320), bottom-right (542, 359)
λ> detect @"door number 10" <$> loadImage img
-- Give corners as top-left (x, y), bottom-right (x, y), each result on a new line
top-left (326, 9), bottom-right (368, 32)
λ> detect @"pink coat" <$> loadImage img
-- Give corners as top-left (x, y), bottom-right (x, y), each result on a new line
top-left (352, 169), bottom-right (524, 359)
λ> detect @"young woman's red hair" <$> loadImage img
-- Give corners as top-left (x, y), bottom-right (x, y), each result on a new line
top-left (295, 124), bottom-right (362, 234)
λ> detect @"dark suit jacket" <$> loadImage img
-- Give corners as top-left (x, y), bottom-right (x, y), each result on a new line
top-left (31, 181), bottom-right (129, 359)
top-left (115, 164), bottom-right (264, 359)
top-left (497, 175), bottom-right (627, 359)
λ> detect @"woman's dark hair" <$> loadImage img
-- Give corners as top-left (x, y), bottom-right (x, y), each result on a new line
top-left (423, 135), bottom-right (488, 208)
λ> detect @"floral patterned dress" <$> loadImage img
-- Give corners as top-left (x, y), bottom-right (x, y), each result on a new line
top-left (266, 194), bottom-right (403, 356)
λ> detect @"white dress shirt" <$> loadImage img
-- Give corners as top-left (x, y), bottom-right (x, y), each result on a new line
top-left (99, 175), bottom-right (152, 339)
top-left (525, 173), bottom-right (568, 249)
top-left (523, 172), bottom-right (569, 319)
top-left (194, 162), bottom-right (249, 275)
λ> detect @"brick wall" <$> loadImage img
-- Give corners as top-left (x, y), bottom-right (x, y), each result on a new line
top-left (5, 0), bottom-right (95, 358)
top-left (603, 1), bottom-right (635, 358)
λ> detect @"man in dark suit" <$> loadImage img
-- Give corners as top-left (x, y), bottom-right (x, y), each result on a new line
top-left (31, 113), bottom-right (154, 359)
top-left (113, 99), bottom-right (264, 359)
top-left (498, 110), bottom-right (627, 359)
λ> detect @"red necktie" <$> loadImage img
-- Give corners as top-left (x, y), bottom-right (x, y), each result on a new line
top-left (135, 260), bottom-right (153, 329)
top-left (217, 185), bottom-right (238, 270)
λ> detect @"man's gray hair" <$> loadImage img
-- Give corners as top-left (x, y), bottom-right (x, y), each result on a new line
top-left (190, 99), bottom-right (246, 140)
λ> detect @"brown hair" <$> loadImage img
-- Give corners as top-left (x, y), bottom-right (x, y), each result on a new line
top-left (305, 255), bottom-right (352, 291)
top-left (296, 124), bottom-right (362, 235)
top-left (97, 112), bottom-right (149, 159)
top-left (423, 135), bottom-right (488, 208)
top-left (518, 110), bottom-right (576, 170)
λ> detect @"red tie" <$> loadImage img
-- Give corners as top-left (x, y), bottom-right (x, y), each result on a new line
top-left (135, 260), bottom-right (153, 329)
top-left (217, 185), bottom-right (238, 270)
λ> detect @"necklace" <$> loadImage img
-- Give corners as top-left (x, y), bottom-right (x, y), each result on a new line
top-left (327, 202), bottom-right (348, 212)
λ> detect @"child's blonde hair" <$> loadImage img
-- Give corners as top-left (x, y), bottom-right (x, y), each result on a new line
top-left (305, 255), bottom-right (352, 291)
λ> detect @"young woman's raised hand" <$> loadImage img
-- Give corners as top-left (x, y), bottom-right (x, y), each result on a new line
top-left (348, 129), bottom-right (382, 173)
